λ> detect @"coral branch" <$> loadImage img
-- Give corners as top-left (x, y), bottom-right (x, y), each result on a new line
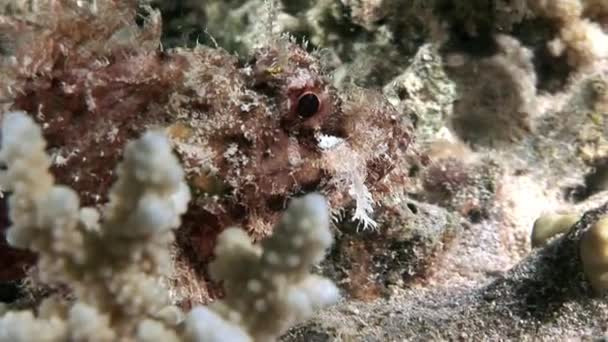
top-left (203, 193), bottom-right (338, 341)
top-left (0, 111), bottom-right (338, 341)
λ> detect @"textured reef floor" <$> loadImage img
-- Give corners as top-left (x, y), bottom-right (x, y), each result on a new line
top-left (2, 0), bottom-right (608, 340)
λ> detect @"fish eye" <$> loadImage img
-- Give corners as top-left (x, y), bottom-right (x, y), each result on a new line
top-left (296, 92), bottom-right (320, 118)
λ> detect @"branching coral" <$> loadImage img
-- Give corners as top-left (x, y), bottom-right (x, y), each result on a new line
top-left (198, 193), bottom-right (339, 341)
top-left (0, 111), bottom-right (188, 340)
top-left (0, 111), bottom-right (338, 341)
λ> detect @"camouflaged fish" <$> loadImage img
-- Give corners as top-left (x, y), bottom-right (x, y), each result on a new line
top-left (0, 1), bottom-right (413, 287)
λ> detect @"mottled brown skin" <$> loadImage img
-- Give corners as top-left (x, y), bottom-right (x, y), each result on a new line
top-left (0, 197), bottom-right (35, 282)
top-left (208, 46), bottom-right (344, 222)
top-left (0, 2), bottom-right (413, 303)
top-left (13, 52), bottom-right (187, 206)
top-left (323, 202), bottom-right (459, 302)
top-left (0, 1), bottom-right (184, 283)
top-left (173, 44), bottom-right (413, 303)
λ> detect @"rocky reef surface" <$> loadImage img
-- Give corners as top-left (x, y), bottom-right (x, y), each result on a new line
top-left (1, 0), bottom-right (608, 340)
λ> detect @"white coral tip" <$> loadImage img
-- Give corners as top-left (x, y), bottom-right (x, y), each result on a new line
top-left (184, 307), bottom-right (251, 342)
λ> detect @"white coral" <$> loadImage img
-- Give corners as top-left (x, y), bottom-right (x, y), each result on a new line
top-left (0, 111), bottom-right (338, 341)
top-left (198, 193), bottom-right (340, 341)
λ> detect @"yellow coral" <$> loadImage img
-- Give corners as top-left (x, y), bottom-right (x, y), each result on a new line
top-left (531, 213), bottom-right (579, 247)
top-left (580, 216), bottom-right (608, 291)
